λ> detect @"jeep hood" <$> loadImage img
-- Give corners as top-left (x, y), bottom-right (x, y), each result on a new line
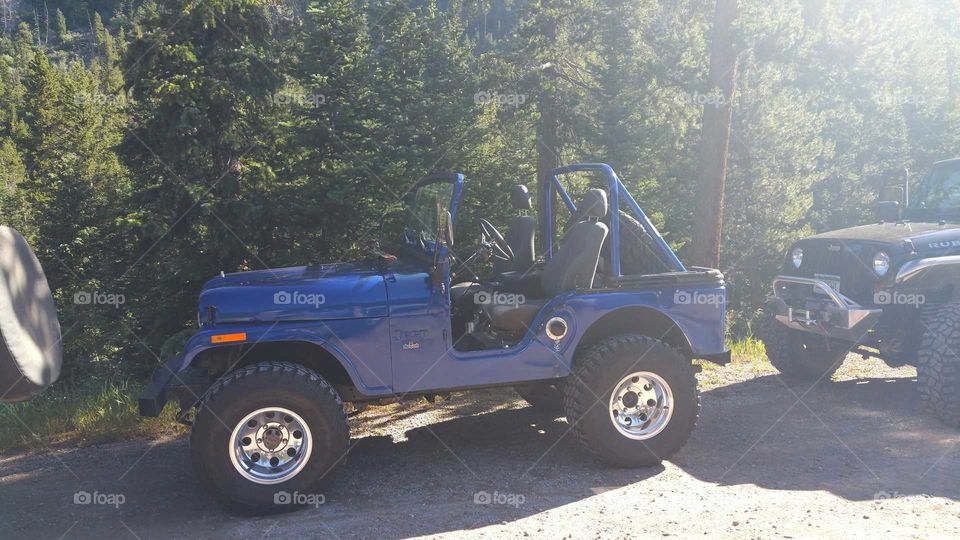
top-left (198, 262), bottom-right (388, 324)
top-left (807, 222), bottom-right (960, 254)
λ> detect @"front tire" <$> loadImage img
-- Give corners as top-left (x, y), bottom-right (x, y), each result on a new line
top-left (191, 362), bottom-right (349, 515)
top-left (760, 307), bottom-right (849, 381)
top-left (563, 335), bottom-right (699, 467)
top-left (917, 303), bottom-right (960, 427)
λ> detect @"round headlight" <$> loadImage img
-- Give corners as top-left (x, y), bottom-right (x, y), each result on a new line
top-left (791, 247), bottom-right (803, 268)
top-left (873, 251), bottom-right (890, 276)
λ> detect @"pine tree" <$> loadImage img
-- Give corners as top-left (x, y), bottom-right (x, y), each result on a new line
top-left (122, 0), bottom-right (287, 346)
top-left (54, 8), bottom-right (67, 44)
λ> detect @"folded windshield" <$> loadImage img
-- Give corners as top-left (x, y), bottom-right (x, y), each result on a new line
top-left (404, 180), bottom-right (454, 248)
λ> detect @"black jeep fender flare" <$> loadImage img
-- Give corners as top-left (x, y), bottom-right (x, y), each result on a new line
top-left (895, 255), bottom-right (960, 300)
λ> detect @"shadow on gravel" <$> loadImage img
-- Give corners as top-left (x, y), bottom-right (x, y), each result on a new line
top-left (0, 405), bottom-right (660, 538)
top-left (682, 374), bottom-right (960, 503)
top-left (0, 372), bottom-right (957, 538)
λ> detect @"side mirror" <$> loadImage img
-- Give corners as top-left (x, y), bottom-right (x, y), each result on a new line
top-left (880, 166), bottom-right (911, 206)
top-left (877, 200), bottom-right (901, 222)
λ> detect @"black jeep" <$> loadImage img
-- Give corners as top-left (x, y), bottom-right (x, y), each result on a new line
top-left (762, 158), bottom-right (960, 425)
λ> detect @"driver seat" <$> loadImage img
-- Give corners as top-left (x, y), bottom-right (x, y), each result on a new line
top-left (494, 185), bottom-right (537, 275)
top-left (483, 189), bottom-right (609, 334)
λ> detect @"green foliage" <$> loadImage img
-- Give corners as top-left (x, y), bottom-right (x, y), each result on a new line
top-left (0, 377), bottom-right (183, 451)
top-left (0, 0), bottom-right (958, 389)
top-left (118, 0), bottom-right (288, 350)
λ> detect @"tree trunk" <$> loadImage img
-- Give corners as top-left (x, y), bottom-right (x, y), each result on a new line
top-left (536, 87), bottom-right (560, 250)
top-left (691, 0), bottom-right (740, 268)
top-left (536, 17), bottom-right (560, 252)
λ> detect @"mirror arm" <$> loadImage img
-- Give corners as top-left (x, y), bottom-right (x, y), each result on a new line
top-left (904, 166), bottom-right (910, 208)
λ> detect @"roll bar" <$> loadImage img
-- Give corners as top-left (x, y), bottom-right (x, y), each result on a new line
top-left (540, 163), bottom-right (685, 276)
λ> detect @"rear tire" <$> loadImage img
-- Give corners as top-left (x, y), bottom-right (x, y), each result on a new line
top-left (760, 308), bottom-right (849, 382)
top-left (191, 362), bottom-right (349, 515)
top-left (563, 334), bottom-right (699, 467)
top-left (917, 303), bottom-right (960, 427)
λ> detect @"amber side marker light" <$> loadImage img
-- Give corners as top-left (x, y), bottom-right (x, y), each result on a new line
top-left (211, 332), bottom-right (247, 344)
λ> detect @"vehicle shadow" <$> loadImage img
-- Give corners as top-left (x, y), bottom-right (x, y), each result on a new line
top-left (682, 373), bottom-right (960, 503)
top-left (0, 372), bottom-right (957, 538)
top-left (0, 403), bottom-right (659, 538)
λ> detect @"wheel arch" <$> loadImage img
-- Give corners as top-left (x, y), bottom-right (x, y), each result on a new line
top-left (190, 340), bottom-right (359, 395)
top-left (896, 257), bottom-right (960, 303)
top-left (575, 306), bottom-right (693, 358)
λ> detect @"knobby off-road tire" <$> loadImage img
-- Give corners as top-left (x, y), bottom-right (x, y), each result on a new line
top-left (569, 210), bottom-right (668, 275)
top-left (760, 308), bottom-right (849, 382)
top-left (917, 303), bottom-right (960, 427)
top-left (563, 334), bottom-right (699, 467)
top-left (606, 211), bottom-right (672, 276)
top-left (191, 361), bottom-right (349, 515)
top-left (515, 381), bottom-right (565, 414)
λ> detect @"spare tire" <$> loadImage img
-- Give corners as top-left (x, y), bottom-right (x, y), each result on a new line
top-left (0, 226), bottom-right (61, 402)
top-left (605, 211), bottom-right (672, 275)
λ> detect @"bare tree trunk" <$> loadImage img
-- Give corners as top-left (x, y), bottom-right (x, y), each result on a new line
top-left (691, 0), bottom-right (740, 268)
top-left (536, 87), bottom-right (560, 244)
top-left (536, 19), bottom-right (561, 251)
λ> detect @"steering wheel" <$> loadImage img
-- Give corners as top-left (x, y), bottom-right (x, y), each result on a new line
top-left (478, 218), bottom-right (514, 262)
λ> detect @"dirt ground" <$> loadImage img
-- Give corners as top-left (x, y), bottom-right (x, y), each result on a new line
top-left (1, 356), bottom-right (959, 539)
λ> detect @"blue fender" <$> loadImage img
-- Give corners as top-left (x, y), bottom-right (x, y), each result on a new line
top-left (177, 317), bottom-right (394, 395)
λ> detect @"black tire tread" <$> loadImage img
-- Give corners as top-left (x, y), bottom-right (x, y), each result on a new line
top-left (760, 308), bottom-right (848, 381)
top-left (562, 334), bottom-right (699, 466)
top-left (191, 361), bottom-right (349, 515)
top-left (611, 211), bottom-right (672, 275)
top-left (198, 361), bottom-right (345, 411)
top-left (917, 303), bottom-right (960, 427)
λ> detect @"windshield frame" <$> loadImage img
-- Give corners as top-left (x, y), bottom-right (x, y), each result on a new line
top-left (401, 173), bottom-right (464, 255)
top-left (909, 160), bottom-right (960, 222)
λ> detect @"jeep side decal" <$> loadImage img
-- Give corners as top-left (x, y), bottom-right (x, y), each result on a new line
top-left (928, 240), bottom-right (960, 249)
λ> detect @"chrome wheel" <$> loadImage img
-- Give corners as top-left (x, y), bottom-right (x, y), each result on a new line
top-left (608, 371), bottom-right (673, 440)
top-left (229, 407), bottom-right (312, 485)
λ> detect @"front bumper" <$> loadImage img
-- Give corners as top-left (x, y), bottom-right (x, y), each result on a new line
top-left (768, 275), bottom-right (882, 342)
top-left (138, 369), bottom-right (172, 417)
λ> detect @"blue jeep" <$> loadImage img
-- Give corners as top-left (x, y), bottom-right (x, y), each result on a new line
top-left (140, 163), bottom-right (730, 513)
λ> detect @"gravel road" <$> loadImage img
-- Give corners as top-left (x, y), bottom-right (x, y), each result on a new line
top-left (1, 357), bottom-right (959, 539)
